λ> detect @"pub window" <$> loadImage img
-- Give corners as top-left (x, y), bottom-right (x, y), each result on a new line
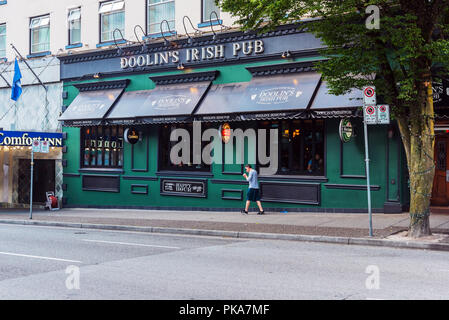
top-left (202, 0), bottom-right (220, 22)
top-left (147, 0), bottom-right (175, 35)
top-left (30, 15), bottom-right (50, 54)
top-left (257, 120), bottom-right (325, 176)
top-left (68, 7), bottom-right (81, 46)
top-left (99, 0), bottom-right (125, 43)
top-left (81, 126), bottom-right (124, 168)
top-left (159, 123), bottom-right (212, 172)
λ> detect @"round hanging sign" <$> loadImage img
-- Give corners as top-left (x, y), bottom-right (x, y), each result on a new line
top-left (339, 119), bottom-right (353, 143)
top-left (124, 127), bottom-right (140, 145)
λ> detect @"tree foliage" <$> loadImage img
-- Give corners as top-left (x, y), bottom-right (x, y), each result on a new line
top-left (220, 0), bottom-right (449, 237)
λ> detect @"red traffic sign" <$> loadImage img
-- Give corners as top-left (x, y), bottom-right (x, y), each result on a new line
top-left (364, 87), bottom-right (375, 97)
top-left (366, 105), bottom-right (376, 115)
top-left (363, 86), bottom-right (377, 105)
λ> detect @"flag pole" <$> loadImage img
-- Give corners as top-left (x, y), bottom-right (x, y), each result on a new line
top-left (0, 63), bottom-right (11, 88)
top-left (10, 43), bottom-right (47, 92)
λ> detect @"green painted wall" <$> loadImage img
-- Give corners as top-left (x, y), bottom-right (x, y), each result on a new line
top-left (62, 58), bottom-right (407, 212)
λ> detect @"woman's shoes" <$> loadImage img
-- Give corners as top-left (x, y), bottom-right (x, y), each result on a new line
top-left (240, 210), bottom-right (265, 215)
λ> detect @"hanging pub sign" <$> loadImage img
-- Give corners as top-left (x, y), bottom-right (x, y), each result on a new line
top-left (220, 123), bottom-right (232, 144)
top-left (124, 127), bottom-right (140, 145)
top-left (339, 119), bottom-right (353, 143)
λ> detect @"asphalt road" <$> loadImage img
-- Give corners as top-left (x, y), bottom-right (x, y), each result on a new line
top-left (0, 224), bottom-right (449, 300)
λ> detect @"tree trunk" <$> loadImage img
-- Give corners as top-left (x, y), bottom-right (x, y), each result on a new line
top-left (408, 82), bottom-right (435, 238)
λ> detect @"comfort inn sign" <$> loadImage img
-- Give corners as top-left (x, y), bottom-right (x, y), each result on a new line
top-left (0, 131), bottom-right (63, 147)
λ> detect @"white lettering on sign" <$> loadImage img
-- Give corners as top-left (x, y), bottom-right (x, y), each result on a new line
top-left (121, 41), bottom-right (265, 69)
top-left (253, 87), bottom-right (300, 105)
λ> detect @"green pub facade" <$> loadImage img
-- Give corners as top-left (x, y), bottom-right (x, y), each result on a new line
top-left (59, 24), bottom-right (409, 213)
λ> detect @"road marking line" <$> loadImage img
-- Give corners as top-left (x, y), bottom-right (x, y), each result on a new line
top-left (0, 251), bottom-right (82, 263)
top-left (81, 239), bottom-right (181, 249)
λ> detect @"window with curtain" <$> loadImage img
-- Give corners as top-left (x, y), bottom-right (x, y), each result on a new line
top-left (30, 15), bottom-right (50, 54)
top-left (81, 126), bottom-right (124, 168)
top-left (68, 8), bottom-right (81, 45)
top-left (148, 0), bottom-right (175, 36)
top-left (202, 0), bottom-right (220, 22)
top-left (0, 24), bottom-right (5, 58)
top-left (99, 0), bottom-right (125, 43)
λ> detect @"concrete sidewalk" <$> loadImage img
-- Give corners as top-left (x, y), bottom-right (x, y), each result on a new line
top-left (1, 208), bottom-right (449, 251)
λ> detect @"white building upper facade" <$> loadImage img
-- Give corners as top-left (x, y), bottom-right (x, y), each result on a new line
top-left (0, 0), bottom-right (237, 62)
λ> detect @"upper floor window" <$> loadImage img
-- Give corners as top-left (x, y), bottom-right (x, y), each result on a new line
top-left (30, 15), bottom-right (50, 54)
top-left (202, 0), bottom-right (220, 22)
top-left (99, 0), bottom-right (125, 43)
top-left (0, 24), bottom-right (5, 58)
top-left (147, 0), bottom-right (175, 35)
top-left (68, 7), bottom-right (81, 45)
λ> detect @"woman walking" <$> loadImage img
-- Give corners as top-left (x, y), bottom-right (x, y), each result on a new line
top-left (241, 164), bottom-right (264, 215)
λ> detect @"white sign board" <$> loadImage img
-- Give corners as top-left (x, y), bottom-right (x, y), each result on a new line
top-left (377, 105), bottom-right (390, 124)
top-left (32, 140), bottom-right (41, 153)
top-left (40, 140), bottom-right (50, 153)
top-left (363, 86), bottom-right (376, 105)
top-left (364, 105), bottom-right (378, 125)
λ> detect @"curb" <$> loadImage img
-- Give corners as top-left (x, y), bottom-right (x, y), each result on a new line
top-left (1, 219), bottom-right (449, 252)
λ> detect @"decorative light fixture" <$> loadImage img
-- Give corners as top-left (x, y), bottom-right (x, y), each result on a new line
top-left (113, 28), bottom-right (127, 55)
top-left (183, 15), bottom-right (202, 44)
top-left (93, 73), bottom-right (101, 79)
top-left (134, 24), bottom-right (149, 52)
top-left (160, 19), bottom-right (177, 46)
top-left (177, 63), bottom-right (185, 70)
top-left (282, 51), bottom-right (292, 59)
top-left (209, 11), bottom-right (230, 41)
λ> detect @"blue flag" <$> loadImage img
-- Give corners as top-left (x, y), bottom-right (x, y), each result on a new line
top-left (11, 58), bottom-right (22, 101)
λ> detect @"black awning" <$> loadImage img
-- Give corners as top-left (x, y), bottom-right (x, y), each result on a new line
top-left (59, 88), bottom-right (125, 126)
top-left (194, 72), bottom-right (321, 121)
top-left (106, 81), bottom-right (211, 124)
top-left (311, 81), bottom-right (362, 109)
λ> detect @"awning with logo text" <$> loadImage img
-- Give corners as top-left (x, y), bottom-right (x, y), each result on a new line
top-left (193, 73), bottom-right (322, 122)
top-left (59, 80), bottom-right (129, 126)
top-left (106, 82), bottom-right (212, 124)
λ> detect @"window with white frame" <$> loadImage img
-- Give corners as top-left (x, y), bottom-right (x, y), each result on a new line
top-left (202, 0), bottom-right (220, 22)
top-left (147, 0), bottom-right (175, 35)
top-left (68, 7), bottom-right (81, 45)
top-left (99, 0), bottom-right (125, 43)
top-left (0, 24), bottom-right (5, 58)
top-left (30, 15), bottom-right (50, 54)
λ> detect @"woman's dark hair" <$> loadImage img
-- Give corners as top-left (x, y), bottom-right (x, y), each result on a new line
top-left (245, 164), bottom-right (252, 169)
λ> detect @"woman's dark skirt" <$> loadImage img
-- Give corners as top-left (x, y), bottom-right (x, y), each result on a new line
top-left (246, 188), bottom-right (261, 202)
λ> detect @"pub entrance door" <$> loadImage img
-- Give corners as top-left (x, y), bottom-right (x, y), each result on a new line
top-left (431, 132), bottom-right (449, 206)
top-left (18, 159), bottom-right (55, 204)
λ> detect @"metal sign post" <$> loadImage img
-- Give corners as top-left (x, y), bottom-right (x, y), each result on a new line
top-left (362, 88), bottom-right (377, 238)
top-left (29, 148), bottom-right (34, 220)
top-left (363, 119), bottom-right (373, 237)
top-left (30, 140), bottom-right (41, 220)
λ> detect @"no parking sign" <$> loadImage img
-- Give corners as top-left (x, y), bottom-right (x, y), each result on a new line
top-left (363, 86), bottom-right (376, 105)
top-left (364, 105), bottom-right (378, 124)
top-left (377, 105), bottom-right (390, 124)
